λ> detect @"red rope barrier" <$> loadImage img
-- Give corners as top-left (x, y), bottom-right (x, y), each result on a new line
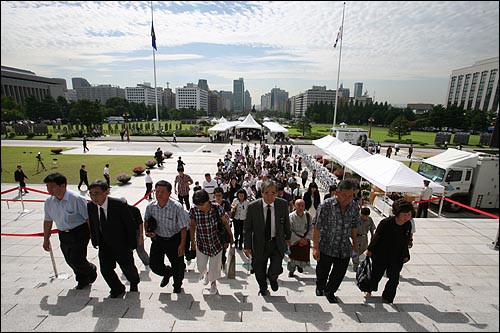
top-left (1, 229), bottom-right (59, 237)
top-left (444, 197), bottom-right (499, 219)
top-left (23, 186), bottom-right (50, 195)
top-left (0, 187), bottom-right (19, 195)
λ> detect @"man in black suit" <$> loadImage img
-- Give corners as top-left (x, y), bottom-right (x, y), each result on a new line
top-left (14, 165), bottom-right (29, 194)
top-left (87, 180), bottom-right (140, 298)
top-left (244, 180), bottom-right (291, 296)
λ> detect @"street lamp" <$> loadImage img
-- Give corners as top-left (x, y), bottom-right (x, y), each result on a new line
top-left (368, 117), bottom-right (375, 138)
top-left (122, 112), bottom-right (130, 142)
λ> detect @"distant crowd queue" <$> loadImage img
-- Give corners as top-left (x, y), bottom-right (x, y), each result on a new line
top-left (41, 141), bottom-right (415, 303)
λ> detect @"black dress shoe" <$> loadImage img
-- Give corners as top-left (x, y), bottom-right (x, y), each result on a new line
top-left (110, 287), bottom-right (126, 298)
top-left (315, 288), bottom-right (324, 296)
top-left (269, 279), bottom-right (279, 292)
top-left (258, 289), bottom-right (268, 296)
top-left (173, 286), bottom-right (182, 294)
top-left (129, 284), bottom-right (138, 292)
top-left (288, 271), bottom-right (295, 278)
top-left (74, 282), bottom-right (89, 290)
top-left (297, 266), bottom-right (303, 273)
top-left (160, 274), bottom-right (171, 288)
top-left (326, 293), bottom-right (338, 304)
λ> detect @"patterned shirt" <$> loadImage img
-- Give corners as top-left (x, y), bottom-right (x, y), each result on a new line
top-left (313, 197), bottom-right (360, 259)
top-left (144, 199), bottom-right (190, 238)
top-left (175, 173), bottom-right (193, 196)
top-left (189, 203), bottom-right (229, 257)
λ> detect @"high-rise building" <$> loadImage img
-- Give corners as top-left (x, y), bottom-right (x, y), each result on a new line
top-left (125, 83), bottom-right (162, 106)
top-left (245, 90), bottom-right (251, 112)
top-left (175, 83), bottom-right (208, 112)
top-left (218, 91), bottom-right (233, 111)
top-left (198, 79), bottom-right (209, 92)
top-left (270, 87), bottom-right (289, 113)
top-left (1, 66), bottom-right (67, 105)
top-left (354, 82), bottom-right (363, 98)
top-left (446, 57), bottom-right (499, 112)
top-left (163, 87), bottom-right (176, 110)
top-left (291, 86), bottom-right (336, 117)
top-left (72, 77), bottom-right (91, 88)
top-left (261, 93), bottom-right (272, 111)
top-left (76, 84), bottom-right (126, 104)
top-left (233, 78), bottom-right (245, 113)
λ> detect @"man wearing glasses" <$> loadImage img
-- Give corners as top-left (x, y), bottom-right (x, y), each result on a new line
top-left (42, 173), bottom-right (97, 290)
top-left (87, 180), bottom-right (139, 298)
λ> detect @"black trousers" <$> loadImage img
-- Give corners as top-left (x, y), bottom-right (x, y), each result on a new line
top-left (233, 219), bottom-right (244, 248)
top-left (150, 231), bottom-right (185, 289)
top-left (178, 195), bottom-right (190, 210)
top-left (145, 183), bottom-right (153, 199)
top-left (253, 239), bottom-right (283, 292)
top-left (368, 257), bottom-right (403, 303)
top-left (103, 174), bottom-right (110, 186)
top-left (98, 238), bottom-right (139, 293)
top-left (417, 202), bottom-right (429, 218)
top-left (78, 178), bottom-right (90, 189)
top-left (315, 252), bottom-right (350, 295)
top-left (58, 223), bottom-right (97, 284)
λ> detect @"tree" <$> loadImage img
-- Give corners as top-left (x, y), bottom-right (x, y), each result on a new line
top-left (296, 117), bottom-right (312, 136)
top-left (1, 96), bottom-right (24, 121)
top-left (387, 114), bottom-right (411, 140)
top-left (69, 100), bottom-right (104, 132)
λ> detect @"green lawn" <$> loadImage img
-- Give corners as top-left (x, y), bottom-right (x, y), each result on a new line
top-left (1, 147), bottom-right (154, 186)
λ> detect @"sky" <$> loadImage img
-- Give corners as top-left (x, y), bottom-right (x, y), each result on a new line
top-left (1, 1), bottom-right (499, 107)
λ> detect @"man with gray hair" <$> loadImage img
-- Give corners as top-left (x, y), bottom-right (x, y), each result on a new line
top-left (244, 180), bottom-right (291, 296)
top-left (312, 180), bottom-right (359, 303)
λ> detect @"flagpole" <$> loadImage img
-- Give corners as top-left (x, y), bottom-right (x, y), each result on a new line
top-left (151, 1), bottom-right (160, 133)
top-left (333, 2), bottom-right (345, 130)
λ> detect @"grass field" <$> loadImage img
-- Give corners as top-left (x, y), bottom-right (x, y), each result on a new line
top-left (1, 146), bottom-right (153, 186)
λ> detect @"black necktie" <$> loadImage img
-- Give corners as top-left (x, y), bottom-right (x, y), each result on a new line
top-left (266, 204), bottom-right (271, 241)
top-left (99, 207), bottom-right (106, 231)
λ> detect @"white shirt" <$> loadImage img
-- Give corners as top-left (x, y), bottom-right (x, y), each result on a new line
top-left (145, 173), bottom-right (153, 184)
top-left (103, 166), bottom-right (109, 176)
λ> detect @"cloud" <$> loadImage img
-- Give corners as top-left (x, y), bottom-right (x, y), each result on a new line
top-left (1, 1), bottom-right (498, 104)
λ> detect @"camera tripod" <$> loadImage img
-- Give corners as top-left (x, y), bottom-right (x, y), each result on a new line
top-left (36, 159), bottom-right (47, 172)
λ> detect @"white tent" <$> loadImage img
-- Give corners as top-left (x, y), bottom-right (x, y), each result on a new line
top-left (312, 135), bottom-right (342, 150)
top-left (346, 154), bottom-right (445, 194)
top-left (236, 114), bottom-right (262, 129)
top-left (207, 121), bottom-right (241, 132)
top-left (324, 142), bottom-right (371, 166)
top-left (217, 116), bottom-right (228, 123)
top-left (262, 121), bottom-right (288, 133)
top-left (422, 148), bottom-right (478, 169)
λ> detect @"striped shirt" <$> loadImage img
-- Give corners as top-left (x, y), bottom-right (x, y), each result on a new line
top-left (144, 199), bottom-right (190, 238)
top-left (189, 203), bottom-right (228, 257)
top-left (44, 190), bottom-right (89, 231)
top-left (313, 197), bottom-right (360, 259)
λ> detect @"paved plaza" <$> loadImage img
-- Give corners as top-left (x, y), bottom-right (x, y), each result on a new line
top-left (1, 138), bottom-right (498, 331)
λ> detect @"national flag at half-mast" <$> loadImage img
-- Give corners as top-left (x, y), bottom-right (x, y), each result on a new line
top-left (151, 21), bottom-right (157, 50)
top-left (333, 25), bottom-right (342, 48)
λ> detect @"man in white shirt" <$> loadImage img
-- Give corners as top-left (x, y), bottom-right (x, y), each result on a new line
top-left (203, 173), bottom-right (218, 200)
top-left (417, 180), bottom-right (432, 218)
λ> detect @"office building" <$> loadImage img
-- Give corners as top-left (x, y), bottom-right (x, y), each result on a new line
top-left (176, 83), bottom-right (208, 112)
top-left (354, 82), bottom-right (363, 98)
top-left (446, 57), bottom-right (499, 112)
top-left (291, 86), bottom-right (337, 117)
top-left (1, 66), bottom-right (67, 105)
top-left (233, 78), bottom-right (245, 113)
top-left (125, 83), bottom-right (162, 106)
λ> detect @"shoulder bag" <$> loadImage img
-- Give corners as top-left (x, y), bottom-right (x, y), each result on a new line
top-left (289, 212), bottom-right (311, 262)
top-left (214, 204), bottom-right (231, 245)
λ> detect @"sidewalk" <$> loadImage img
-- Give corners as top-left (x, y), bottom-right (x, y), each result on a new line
top-left (1, 141), bottom-right (498, 332)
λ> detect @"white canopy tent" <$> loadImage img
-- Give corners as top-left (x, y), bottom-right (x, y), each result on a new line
top-left (312, 135), bottom-right (343, 150)
top-left (236, 114), bottom-right (262, 129)
top-left (324, 141), bottom-right (371, 166)
top-left (346, 154), bottom-right (445, 194)
top-left (217, 116), bottom-right (228, 123)
top-left (262, 121), bottom-right (288, 133)
top-left (422, 148), bottom-right (479, 169)
top-left (207, 121), bottom-right (241, 132)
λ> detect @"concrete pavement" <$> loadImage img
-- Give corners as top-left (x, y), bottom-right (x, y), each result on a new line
top-left (1, 140), bottom-right (498, 332)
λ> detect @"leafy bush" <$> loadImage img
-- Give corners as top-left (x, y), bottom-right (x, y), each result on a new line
top-left (26, 132), bottom-right (35, 139)
top-left (46, 133), bottom-right (53, 139)
top-left (145, 159), bottom-right (157, 169)
top-left (50, 148), bottom-right (63, 154)
top-left (163, 151), bottom-right (173, 159)
top-left (8, 132), bottom-right (15, 138)
top-left (116, 173), bottom-right (131, 184)
top-left (132, 166), bottom-right (145, 175)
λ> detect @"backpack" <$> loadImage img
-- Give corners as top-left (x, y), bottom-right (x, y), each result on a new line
top-left (356, 256), bottom-right (372, 292)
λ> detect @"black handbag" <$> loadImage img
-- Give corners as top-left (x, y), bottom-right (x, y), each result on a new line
top-left (146, 215), bottom-right (157, 233)
top-left (214, 204), bottom-right (231, 244)
top-left (356, 256), bottom-right (372, 292)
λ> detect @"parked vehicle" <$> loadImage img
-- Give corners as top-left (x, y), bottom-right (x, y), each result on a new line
top-left (417, 149), bottom-right (499, 212)
top-left (330, 127), bottom-right (370, 147)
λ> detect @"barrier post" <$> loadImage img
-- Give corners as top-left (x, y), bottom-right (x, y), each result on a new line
top-left (49, 247), bottom-right (59, 278)
top-left (438, 196), bottom-right (444, 217)
top-left (18, 185), bottom-right (29, 213)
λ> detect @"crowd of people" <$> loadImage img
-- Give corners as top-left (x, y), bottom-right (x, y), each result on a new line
top-left (39, 141), bottom-right (415, 303)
